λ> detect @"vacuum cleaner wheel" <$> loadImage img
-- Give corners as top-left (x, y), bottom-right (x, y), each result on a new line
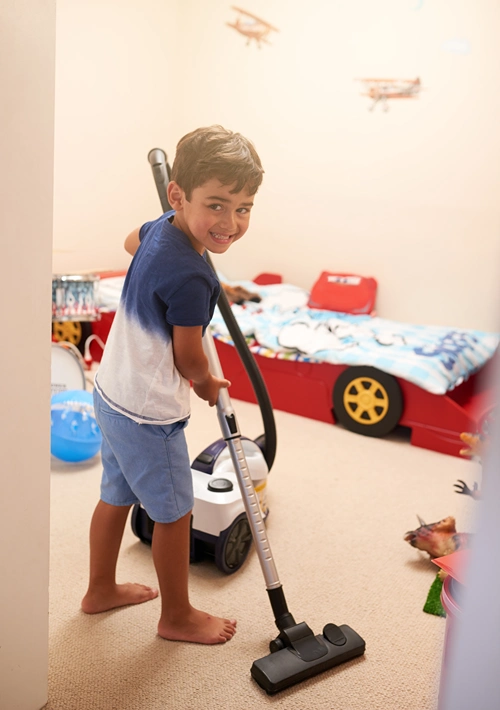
top-left (214, 513), bottom-right (253, 575)
top-left (131, 504), bottom-right (253, 575)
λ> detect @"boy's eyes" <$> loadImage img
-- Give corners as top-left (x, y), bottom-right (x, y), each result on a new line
top-left (207, 204), bottom-right (250, 214)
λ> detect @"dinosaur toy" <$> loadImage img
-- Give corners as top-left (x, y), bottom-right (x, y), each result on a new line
top-left (453, 428), bottom-right (490, 500)
top-left (404, 515), bottom-right (470, 559)
top-left (458, 431), bottom-right (486, 460)
top-left (454, 407), bottom-right (496, 498)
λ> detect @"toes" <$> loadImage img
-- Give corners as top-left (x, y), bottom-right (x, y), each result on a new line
top-left (137, 584), bottom-right (158, 600)
top-left (125, 583), bottom-right (158, 604)
top-left (140, 584), bottom-right (158, 594)
top-left (218, 620), bottom-right (237, 641)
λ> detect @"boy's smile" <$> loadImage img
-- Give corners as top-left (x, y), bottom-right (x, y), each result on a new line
top-left (167, 178), bottom-right (254, 255)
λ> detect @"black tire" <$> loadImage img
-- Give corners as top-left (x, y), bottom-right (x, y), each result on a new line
top-left (333, 366), bottom-right (403, 438)
top-left (214, 513), bottom-right (252, 575)
top-left (52, 320), bottom-right (92, 355)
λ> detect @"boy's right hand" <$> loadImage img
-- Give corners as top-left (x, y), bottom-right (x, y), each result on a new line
top-left (193, 374), bottom-right (231, 407)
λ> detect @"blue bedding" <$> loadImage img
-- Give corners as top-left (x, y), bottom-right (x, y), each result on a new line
top-left (210, 281), bottom-right (499, 395)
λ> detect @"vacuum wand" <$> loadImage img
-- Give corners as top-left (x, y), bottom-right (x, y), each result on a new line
top-left (202, 331), bottom-right (366, 693)
top-left (202, 332), bottom-right (296, 627)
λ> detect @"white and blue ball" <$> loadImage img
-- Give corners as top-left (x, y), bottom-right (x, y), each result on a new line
top-left (51, 390), bottom-right (102, 462)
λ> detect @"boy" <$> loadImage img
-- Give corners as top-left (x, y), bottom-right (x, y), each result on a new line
top-left (81, 126), bottom-right (264, 644)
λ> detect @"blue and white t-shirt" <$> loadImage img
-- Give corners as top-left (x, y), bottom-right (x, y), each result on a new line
top-left (95, 211), bottom-right (221, 424)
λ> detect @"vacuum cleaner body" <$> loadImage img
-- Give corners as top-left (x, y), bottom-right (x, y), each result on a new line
top-left (191, 437), bottom-right (269, 533)
top-left (131, 437), bottom-right (269, 575)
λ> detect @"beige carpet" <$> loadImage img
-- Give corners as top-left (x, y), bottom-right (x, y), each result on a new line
top-left (46, 387), bottom-right (479, 709)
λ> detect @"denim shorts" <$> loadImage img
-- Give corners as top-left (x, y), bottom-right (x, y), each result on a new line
top-left (93, 389), bottom-right (194, 523)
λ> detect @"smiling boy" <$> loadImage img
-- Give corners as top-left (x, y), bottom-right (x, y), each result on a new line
top-left (82, 126), bottom-right (264, 644)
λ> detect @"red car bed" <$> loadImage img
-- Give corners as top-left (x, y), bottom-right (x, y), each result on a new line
top-left (77, 270), bottom-right (498, 459)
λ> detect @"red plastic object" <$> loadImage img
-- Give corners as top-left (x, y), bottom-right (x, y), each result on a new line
top-left (433, 549), bottom-right (470, 585)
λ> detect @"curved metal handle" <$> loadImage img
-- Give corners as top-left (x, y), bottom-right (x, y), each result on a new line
top-left (147, 148), bottom-right (172, 212)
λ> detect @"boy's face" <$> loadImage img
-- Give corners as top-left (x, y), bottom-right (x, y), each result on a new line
top-left (167, 178), bottom-right (254, 255)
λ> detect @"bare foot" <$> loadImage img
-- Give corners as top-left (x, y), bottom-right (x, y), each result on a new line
top-left (158, 607), bottom-right (237, 644)
top-left (81, 582), bottom-right (159, 614)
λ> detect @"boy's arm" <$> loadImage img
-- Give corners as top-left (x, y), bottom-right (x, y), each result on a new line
top-left (124, 228), bottom-right (141, 256)
top-left (172, 325), bottom-right (230, 407)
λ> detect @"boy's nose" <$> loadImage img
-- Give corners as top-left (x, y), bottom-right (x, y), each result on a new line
top-left (219, 212), bottom-right (237, 231)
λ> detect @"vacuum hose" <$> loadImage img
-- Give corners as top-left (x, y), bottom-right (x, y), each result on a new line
top-left (146, 148), bottom-right (277, 471)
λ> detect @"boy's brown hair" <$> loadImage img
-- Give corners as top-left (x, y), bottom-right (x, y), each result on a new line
top-left (170, 125), bottom-right (264, 200)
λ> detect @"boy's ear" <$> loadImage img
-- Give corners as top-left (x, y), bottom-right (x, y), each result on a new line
top-left (167, 181), bottom-right (185, 211)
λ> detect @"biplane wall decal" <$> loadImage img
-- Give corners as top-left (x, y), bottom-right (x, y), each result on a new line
top-left (227, 6), bottom-right (279, 47)
top-left (356, 77), bottom-right (422, 111)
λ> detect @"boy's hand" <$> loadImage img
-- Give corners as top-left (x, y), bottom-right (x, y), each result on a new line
top-left (193, 374), bottom-right (231, 407)
top-left (172, 325), bottom-right (231, 405)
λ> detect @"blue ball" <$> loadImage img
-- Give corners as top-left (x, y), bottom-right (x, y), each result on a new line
top-left (51, 389), bottom-right (102, 462)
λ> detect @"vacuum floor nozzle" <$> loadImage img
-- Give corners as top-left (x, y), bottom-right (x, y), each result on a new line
top-left (251, 623), bottom-right (365, 694)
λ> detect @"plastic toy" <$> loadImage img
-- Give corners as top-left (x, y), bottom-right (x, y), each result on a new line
top-left (52, 273), bottom-right (99, 354)
top-left (50, 389), bottom-right (102, 462)
top-left (221, 282), bottom-right (261, 304)
top-left (454, 407), bottom-right (496, 497)
top-left (404, 515), bottom-right (470, 559)
top-left (51, 341), bottom-right (86, 396)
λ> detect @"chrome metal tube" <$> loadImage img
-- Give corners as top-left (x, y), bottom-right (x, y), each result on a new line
top-left (202, 331), bottom-right (281, 589)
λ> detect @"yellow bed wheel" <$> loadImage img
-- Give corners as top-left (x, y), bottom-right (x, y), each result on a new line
top-left (333, 366), bottom-right (403, 437)
top-left (52, 321), bottom-right (92, 355)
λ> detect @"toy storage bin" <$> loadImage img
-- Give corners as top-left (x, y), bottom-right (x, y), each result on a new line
top-left (440, 575), bottom-right (464, 680)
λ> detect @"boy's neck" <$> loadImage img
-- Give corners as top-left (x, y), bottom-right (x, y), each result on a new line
top-left (171, 213), bottom-right (206, 255)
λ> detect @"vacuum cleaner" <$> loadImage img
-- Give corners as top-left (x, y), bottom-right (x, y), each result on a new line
top-left (131, 152), bottom-right (277, 575)
top-left (144, 148), bottom-right (366, 693)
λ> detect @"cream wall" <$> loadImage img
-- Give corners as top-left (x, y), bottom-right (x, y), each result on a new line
top-left (53, 0), bottom-right (181, 273)
top-left (54, 0), bottom-right (500, 330)
top-left (0, 2), bottom-right (55, 709)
